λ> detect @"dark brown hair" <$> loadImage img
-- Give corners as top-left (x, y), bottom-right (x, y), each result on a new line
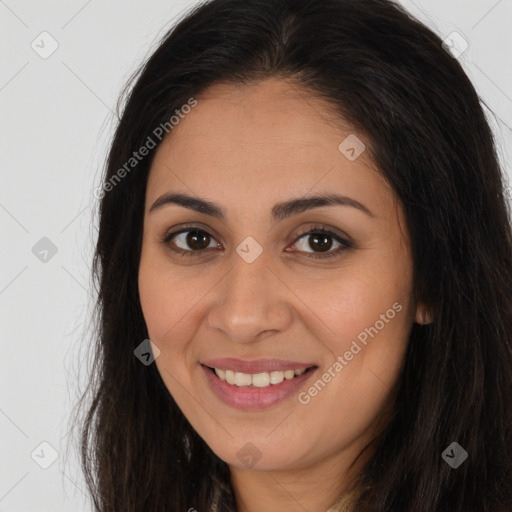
top-left (72, 0), bottom-right (512, 510)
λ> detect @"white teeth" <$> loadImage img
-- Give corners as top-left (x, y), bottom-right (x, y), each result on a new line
top-left (252, 372), bottom-right (270, 388)
top-left (212, 367), bottom-right (309, 387)
top-left (235, 372), bottom-right (252, 386)
top-left (225, 369), bottom-right (236, 385)
top-left (269, 371), bottom-right (284, 384)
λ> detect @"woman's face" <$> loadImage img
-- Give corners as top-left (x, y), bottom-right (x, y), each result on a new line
top-left (138, 78), bottom-right (422, 474)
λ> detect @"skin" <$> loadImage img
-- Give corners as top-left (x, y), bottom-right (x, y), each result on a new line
top-left (138, 78), bottom-right (430, 512)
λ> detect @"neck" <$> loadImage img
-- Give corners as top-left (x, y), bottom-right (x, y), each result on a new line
top-left (229, 444), bottom-right (370, 512)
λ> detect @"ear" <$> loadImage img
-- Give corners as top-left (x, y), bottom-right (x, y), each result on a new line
top-left (414, 303), bottom-right (433, 325)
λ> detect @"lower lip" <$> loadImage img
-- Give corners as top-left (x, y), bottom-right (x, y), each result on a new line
top-left (201, 365), bottom-right (317, 410)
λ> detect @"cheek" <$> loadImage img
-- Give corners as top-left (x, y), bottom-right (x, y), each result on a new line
top-left (138, 268), bottom-right (169, 340)
top-left (138, 248), bottom-right (185, 350)
top-left (138, 258), bottom-right (197, 403)
top-left (298, 254), bottom-right (413, 415)
top-left (139, 241), bottom-right (190, 334)
top-left (138, 248), bottom-right (214, 370)
top-left (293, 287), bottom-right (411, 452)
top-left (305, 258), bottom-right (412, 348)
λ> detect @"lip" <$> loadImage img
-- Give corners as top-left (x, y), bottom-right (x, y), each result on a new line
top-left (201, 357), bottom-right (315, 374)
top-left (201, 363), bottom-right (318, 410)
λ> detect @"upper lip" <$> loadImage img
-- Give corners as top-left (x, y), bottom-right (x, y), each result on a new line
top-left (201, 358), bottom-right (317, 374)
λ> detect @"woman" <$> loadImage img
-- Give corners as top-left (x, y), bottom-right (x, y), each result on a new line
top-left (74, 0), bottom-right (512, 510)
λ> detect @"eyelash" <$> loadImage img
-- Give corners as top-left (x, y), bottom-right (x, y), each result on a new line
top-left (161, 224), bottom-right (352, 260)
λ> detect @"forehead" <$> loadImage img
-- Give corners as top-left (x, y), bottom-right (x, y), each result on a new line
top-left (166, 78), bottom-right (360, 154)
top-left (146, 78), bottom-right (393, 217)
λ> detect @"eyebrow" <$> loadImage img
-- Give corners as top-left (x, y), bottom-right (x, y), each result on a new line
top-left (149, 192), bottom-right (375, 221)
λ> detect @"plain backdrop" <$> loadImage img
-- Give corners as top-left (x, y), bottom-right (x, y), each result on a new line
top-left (0, 1), bottom-right (511, 511)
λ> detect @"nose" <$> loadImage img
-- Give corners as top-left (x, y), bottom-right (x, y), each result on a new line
top-left (207, 252), bottom-right (293, 345)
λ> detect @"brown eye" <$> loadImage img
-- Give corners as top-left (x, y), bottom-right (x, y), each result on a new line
top-left (290, 226), bottom-right (352, 259)
top-left (303, 233), bottom-right (334, 253)
top-left (163, 228), bottom-right (219, 255)
top-left (182, 230), bottom-right (211, 251)
top-left (162, 224), bottom-right (351, 260)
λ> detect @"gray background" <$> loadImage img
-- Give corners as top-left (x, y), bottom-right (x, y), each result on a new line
top-left (0, 1), bottom-right (511, 511)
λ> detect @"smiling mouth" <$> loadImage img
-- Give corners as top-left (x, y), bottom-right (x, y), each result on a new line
top-left (205, 365), bottom-right (317, 388)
